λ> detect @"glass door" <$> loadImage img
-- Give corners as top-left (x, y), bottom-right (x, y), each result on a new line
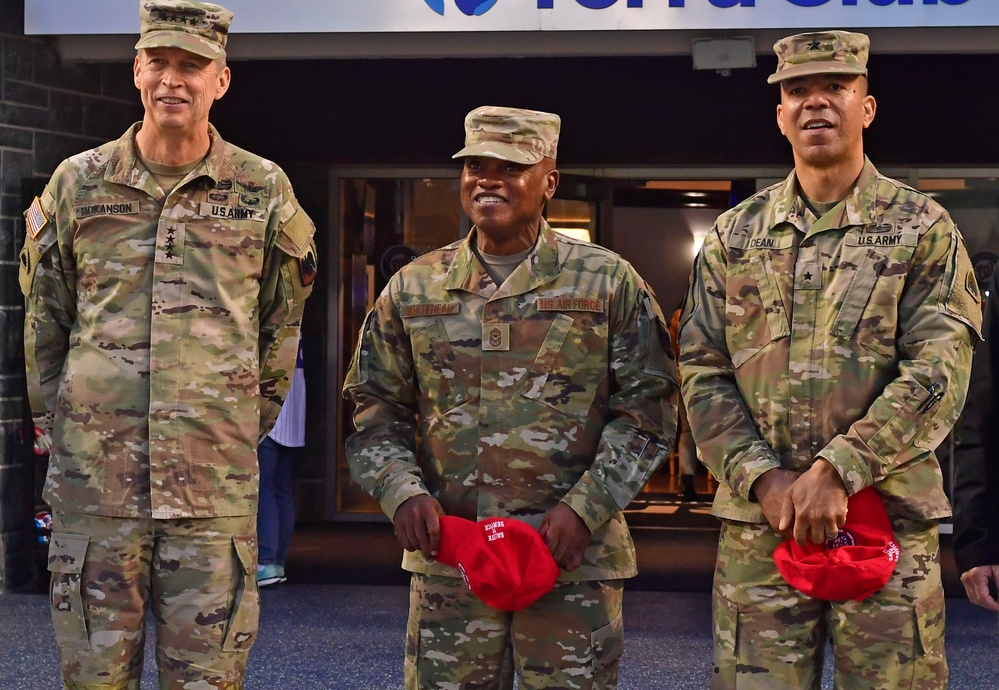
top-left (333, 169), bottom-right (465, 516)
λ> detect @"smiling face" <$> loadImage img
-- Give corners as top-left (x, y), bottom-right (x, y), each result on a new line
top-left (776, 73), bottom-right (876, 172)
top-left (133, 46), bottom-right (230, 141)
top-left (460, 156), bottom-right (559, 255)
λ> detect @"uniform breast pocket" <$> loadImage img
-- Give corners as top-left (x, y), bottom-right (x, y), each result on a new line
top-left (411, 318), bottom-right (469, 418)
top-left (725, 252), bottom-right (789, 368)
top-left (521, 313), bottom-right (607, 421)
top-left (208, 220), bottom-right (266, 278)
top-left (830, 248), bottom-right (896, 361)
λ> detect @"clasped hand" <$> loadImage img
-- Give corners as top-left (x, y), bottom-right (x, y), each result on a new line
top-left (754, 460), bottom-right (848, 545)
top-left (392, 496), bottom-right (589, 572)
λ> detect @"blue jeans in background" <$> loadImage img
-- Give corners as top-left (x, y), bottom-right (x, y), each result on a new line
top-left (257, 436), bottom-right (297, 566)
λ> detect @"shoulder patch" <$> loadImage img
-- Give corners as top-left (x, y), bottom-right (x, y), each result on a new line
top-left (943, 240), bottom-right (984, 340)
top-left (966, 268), bottom-right (981, 303)
top-left (25, 197), bottom-right (48, 239)
top-left (298, 245), bottom-right (317, 287)
top-left (276, 204), bottom-right (316, 259)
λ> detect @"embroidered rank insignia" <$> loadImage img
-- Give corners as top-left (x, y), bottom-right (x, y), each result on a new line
top-left (482, 323), bottom-right (510, 351)
top-left (26, 196), bottom-right (48, 239)
top-left (299, 246), bottom-right (318, 287)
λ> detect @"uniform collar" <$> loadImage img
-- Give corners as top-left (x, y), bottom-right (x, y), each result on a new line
top-left (770, 156), bottom-right (882, 234)
top-left (443, 219), bottom-right (562, 298)
top-left (105, 122), bottom-right (227, 191)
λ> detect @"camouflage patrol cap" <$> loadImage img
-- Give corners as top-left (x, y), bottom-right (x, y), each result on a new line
top-left (768, 30), bottom-right (869, 85)
top-left (453, 106), bottom-right (560, 165)
top-left (134, 1), bottom-right (233, 60)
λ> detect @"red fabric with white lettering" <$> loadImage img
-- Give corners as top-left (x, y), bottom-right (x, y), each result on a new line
top-left (773, 487), bottom-right (901, 602)
top-left (436, 515), bottom-right (560, 611)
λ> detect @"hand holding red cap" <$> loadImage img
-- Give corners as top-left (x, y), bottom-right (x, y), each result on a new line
top-left (436, 516), bottom-right (560, 611)
top-left (774, 487), bottom-right (900, 601)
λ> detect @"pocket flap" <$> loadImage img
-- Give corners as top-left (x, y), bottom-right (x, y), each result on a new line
top-left (48, 533), bottom-right (89, 574)
top-left (232, 535), bottom-right (257, 576)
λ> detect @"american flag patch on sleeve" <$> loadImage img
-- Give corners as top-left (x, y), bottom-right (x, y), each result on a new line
top-left (26, 196), bottom-right (49, 239)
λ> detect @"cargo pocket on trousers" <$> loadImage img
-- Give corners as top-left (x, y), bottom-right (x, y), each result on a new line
top-left (914, 588), bottom-right (946, 664)
top-left (711, 593), bottom-right (738, 684)
top-left (48, 532), bottom-right (91, 652)
top-left (590, 611), bottom-right (624, 683)
top-left (222, 535), bottom-right (260, 653)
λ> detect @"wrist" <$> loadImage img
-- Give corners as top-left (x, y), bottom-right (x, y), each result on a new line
top-left (750, 469), bottom-right (776, 503)
top-left (809, 458), bottom-right (848, 492)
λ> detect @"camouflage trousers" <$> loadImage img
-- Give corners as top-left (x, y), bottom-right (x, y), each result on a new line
top-left (49, 511), bottom-right (259, 690)
top-left (406, 573), bottom-right (624, 689)
top-left (711, 517), bottom-right (947, 690)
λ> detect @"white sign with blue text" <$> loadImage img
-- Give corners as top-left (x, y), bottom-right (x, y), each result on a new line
top-left (24, 0), bottom-right (994, 35)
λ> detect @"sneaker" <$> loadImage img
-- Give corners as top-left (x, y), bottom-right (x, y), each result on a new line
top-left (257, 563), bottom-right (282, 587)
top-left (275, 564), bottom-right (288, 584)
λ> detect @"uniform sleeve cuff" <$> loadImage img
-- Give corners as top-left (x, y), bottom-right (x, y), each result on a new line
top-left (732, 443), bottom-right (782, 502)
top-left (381, 481), bottom-right (430, 522)
top-left (816, 437), bottom-right (873, 495)
top-left (32, 411), bottom-right (54, 436)
top-left (561, 473), bottom-right (616, 534)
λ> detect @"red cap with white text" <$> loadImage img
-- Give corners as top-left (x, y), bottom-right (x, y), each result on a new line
top-left (436, 515), bottom-right (560, 611)
top-left (773, 487), bottom-right (900, 601)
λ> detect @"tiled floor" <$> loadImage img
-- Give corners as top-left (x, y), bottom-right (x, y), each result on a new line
top-left (1, 584), bottom-right (997, 689)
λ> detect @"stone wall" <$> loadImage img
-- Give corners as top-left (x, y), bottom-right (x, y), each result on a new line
top-left (0, 1), bottom-right (140, 590)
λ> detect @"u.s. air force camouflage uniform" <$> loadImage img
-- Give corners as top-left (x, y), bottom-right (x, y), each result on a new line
top-left (344, 220), bottom-right (678, 688)
top-left (20, 122), bottom-right (316, 689)
top-left (679, 158), bottom-right (982, 689)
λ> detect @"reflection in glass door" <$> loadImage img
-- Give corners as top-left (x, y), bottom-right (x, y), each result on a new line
top-left (335, 172), bottom-right (464, 515)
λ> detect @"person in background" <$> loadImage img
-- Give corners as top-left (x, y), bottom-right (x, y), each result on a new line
top-left (679, 30), bottom-right (981, 688)
top-left (257, 340), bottom-right (307, 587)
top-left (953, 270), bottom-right (998, 612)
top-left (344, 105), bottom-right (678, 689)
top-left (19, 2), bottom-right (316, 686)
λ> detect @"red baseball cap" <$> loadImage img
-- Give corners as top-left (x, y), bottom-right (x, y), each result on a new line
top-left (773, 487), bottom-right (901, 602)
top-left (436, 515), bottom-right (560, 611)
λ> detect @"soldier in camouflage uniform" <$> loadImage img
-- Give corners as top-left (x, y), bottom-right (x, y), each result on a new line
top-left (343, 106), bottom-right (678, 689)
top-left (678, 31), bottom-right (983, 689)
top-left (19, 2), bottom-right (316, 688)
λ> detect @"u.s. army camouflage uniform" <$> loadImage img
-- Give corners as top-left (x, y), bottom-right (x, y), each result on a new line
top-left (20, 122), bottom-right (316, 689)
top-left (679, 158), bottom-right (982, 689)
top-left (344, 220), bottom-right (678, 688)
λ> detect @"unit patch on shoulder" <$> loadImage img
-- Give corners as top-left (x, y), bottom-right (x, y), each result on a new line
top-left (299, 246), bottom-right (318, 287)
top-left (26, 196), bottom-right (48, 239)
top-left (966, 268), bottom-right (981, 302)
